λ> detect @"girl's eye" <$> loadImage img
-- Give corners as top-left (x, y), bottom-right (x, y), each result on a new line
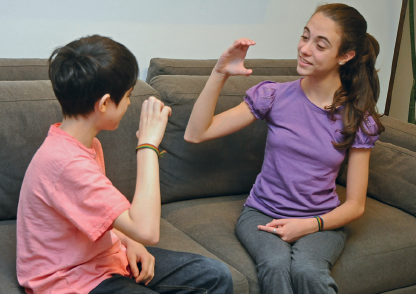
top-left (317, 44), bottom-right (325, 50)
top-left (301, 35), bottom-right (308, 40)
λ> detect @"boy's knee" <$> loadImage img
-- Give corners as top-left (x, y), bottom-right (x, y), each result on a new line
top-left (197, 257), bottom-right (233, 293)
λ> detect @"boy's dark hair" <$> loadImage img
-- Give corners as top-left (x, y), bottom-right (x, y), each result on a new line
top-left (49, 35), bottom-right (139, 118)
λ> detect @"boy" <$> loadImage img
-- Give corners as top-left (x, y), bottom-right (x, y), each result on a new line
top-left (16, 35), bottom-right (233, 294)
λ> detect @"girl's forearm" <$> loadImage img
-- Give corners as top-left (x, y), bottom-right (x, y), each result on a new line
top-left (317, 200), bottom-right (364, 231)
top-left (184, 70), bottom-right (228, 143)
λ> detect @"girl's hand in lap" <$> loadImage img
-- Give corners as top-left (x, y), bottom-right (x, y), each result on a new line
top-left (258, 218), bottom-right (318, 243)
top-left (126, 239), bottom-right (155, 285)
top-left (214, 38), bottom-right (256, 77)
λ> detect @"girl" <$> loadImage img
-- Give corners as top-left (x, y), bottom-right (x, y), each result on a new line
top-left (184, 3), bottom-right (384, 294)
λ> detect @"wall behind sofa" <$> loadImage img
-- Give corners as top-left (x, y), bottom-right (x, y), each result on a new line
top-left (0, 0), bottom-right (402, 111)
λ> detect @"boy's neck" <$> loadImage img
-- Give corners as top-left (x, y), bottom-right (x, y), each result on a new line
top-left (59, 116), bottom-right (100, 149)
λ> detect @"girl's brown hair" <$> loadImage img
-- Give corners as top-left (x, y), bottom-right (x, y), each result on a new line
top-left (315, 3), bottom-right (384, 149)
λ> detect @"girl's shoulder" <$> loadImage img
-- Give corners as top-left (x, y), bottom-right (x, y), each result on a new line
top-left (244, 79), bottom-right (301, 120)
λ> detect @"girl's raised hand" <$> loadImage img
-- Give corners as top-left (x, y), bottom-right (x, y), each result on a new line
top-left (214, 38), bottom-right (256, 77)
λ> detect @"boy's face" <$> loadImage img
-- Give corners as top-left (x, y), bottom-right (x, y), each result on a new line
top-left (103, 87), bottom-right (133, 130)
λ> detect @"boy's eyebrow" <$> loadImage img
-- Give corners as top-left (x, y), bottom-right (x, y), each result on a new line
top-left (304, 26), bottom-right (331, 45)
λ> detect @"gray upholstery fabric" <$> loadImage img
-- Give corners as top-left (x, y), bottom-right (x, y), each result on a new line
top-left (0, 81), bottom-right (61, 221)
top-left (161, 194), bottom-right (260, 294)
top-left (338, 141), bottom-right (416, 217)
top-left (0, 80), bottom-right (158, 221)
top-left (156, 218), bottom-right (249, 294)
top-left (161, 186), bottom-right (416, 294)
top-left (333, 186), bottom-right (416, 294)
top-left (150, 75), bottom-right (299, 204)
top-left (97, 80), bottom-right (160, 202)
top-left (381, 285), bottom-right (416, 293)
top-left (0, 221), bottom-right (25, 294)
top-left (146, 58), bottom-right (299, 83)
top-left (380, 115), bottom-right (416, 152)
top-left (0, 59), bottom-right (49, 81)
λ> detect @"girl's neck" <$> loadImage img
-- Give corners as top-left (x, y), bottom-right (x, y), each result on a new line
top-left (301, 73), bottom-right (342, 109)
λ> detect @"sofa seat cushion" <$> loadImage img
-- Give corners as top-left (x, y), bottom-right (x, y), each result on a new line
top-left (334, 186), bottom-right (416, 294)
top-left (161, 186), bottom-right (416, 294)
top-left (0, 221), bottom-right (25, 294)
top-left (156, 218), bottom-right (248, 294)
top-left (161, 194), bottom-right (261, 294)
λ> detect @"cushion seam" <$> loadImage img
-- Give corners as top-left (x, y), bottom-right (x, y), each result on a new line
top-left (349, 244), bottom-right (416, 261)
top-left (384, 125), bottom-right (416, 137)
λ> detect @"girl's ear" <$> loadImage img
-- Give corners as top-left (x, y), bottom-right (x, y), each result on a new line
top-left (97, 94), bottom-right (111, 113)
top-left (339, 51), bottom-right (356, 65)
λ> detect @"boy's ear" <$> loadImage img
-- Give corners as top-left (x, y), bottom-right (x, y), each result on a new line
top-left (97, 94), bottom-right (111, 113)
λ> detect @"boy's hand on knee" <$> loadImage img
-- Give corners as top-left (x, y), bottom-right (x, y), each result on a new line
top-left (126, 240), bottom-right (155, 285)
top-left (137, 96), bottom-right (172, 147)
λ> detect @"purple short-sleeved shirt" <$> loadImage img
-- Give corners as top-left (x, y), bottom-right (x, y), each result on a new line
top-left (244, 79), bottom-right (379, 219)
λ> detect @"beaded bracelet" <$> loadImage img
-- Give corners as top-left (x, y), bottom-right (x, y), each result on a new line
top-left (136, 143), bottom-right (167, 157)
top-left (314, 216), bottom-right (324, 231)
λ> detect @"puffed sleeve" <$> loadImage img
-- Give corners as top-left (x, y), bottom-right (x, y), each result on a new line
top-left (244, 81), bottom-right (277, 120)
top-left (351, 115), bottom-right (380, 148)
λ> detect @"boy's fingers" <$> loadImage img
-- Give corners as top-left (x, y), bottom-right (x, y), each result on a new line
top-left (128, 255), bottom-right (139, 277)
top-left (161, 106), bottom-right (172, 117)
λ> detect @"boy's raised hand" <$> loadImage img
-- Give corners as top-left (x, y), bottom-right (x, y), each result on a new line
top-left (137, 96), bottom-right (172, 147)
top-left (214, 38), bottom-right (256, 77)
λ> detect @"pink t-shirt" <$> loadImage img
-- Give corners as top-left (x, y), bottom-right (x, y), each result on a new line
top-left (17, 124), bottom-right (132, 294)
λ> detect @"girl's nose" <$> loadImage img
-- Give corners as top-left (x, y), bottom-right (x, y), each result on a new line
top-left (300, 42), bottom-right (312, 56)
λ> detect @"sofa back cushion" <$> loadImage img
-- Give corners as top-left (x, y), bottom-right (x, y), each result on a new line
top-left (0, 79), bottom-right (156, 220)
top-left (337, 141), bottom-right (416, 217)
top-left (0, 59), bottom-right (49, 81)
top-left (146, 58), bottom-right (299, 83)
top-left (150, 75), bottom-right (300, 204)
top-left (379, 115), bottom-right (416, 152)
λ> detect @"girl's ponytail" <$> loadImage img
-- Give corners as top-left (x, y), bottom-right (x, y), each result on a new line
top-left (315, 4), bottom-right (384, 149)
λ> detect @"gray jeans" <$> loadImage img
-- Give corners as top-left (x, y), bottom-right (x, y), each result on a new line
top-left (236, 206), bottom-right (346, 294)
top-left (90, 247), bottom-right (233, 294)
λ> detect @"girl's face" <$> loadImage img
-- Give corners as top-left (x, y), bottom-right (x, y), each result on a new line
top-left (297, 12), bottom-right (345, 79)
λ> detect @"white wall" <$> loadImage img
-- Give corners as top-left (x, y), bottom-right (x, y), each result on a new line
top-left (0, 0), bottom-right (402, 110)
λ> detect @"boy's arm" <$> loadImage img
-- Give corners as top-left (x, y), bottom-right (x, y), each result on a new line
top-left (112, 96), bottom-right (171, 245)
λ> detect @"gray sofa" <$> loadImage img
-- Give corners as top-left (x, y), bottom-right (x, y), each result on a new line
top-left (1, 58), bottom-right (416, 294)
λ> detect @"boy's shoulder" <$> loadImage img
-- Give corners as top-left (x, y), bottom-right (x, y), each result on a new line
top-left (28, 124), bottom-right (103, 183)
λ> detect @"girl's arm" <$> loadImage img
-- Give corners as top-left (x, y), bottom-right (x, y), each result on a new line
top-left (316, 147), bottom-right (370, 229)
top-left (259, 148), bottom-right (371, 243)
top-left (184, 38), bottom-right (257, 143)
